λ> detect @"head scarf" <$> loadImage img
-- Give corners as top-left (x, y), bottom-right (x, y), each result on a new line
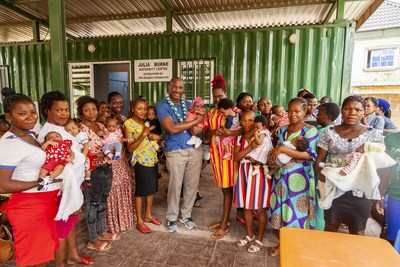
top-left (193, 96), bottom-right (204, 106)
top-left (377, 98), bottom-right (390, 113)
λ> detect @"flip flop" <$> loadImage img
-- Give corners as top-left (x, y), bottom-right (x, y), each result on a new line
top-left (211, 227), bottom-right (230, 240)
top-left (66, 255), bottom-right (95, 265)
top-left (236, 215), bottom-right (246, 225)
top-left (208, 222), bottom-right (221, 229)
top-left (138, 224), bottom-right (151, 234)
top-left (98, 233), bottom-right (120, 241)
top-left (144, 218), bottom-right (162, 225)
top-left (208, 221), bottom-right (231, 229)
top-left (268, 245), bottom-right (280, 257)
top-left (86, 241), bottom-right (111, 251)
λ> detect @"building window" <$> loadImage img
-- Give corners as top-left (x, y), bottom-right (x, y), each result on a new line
top-left (367, 48), bottom-right (396, 68)
top-left (176, 59), bottom-right (215, 104)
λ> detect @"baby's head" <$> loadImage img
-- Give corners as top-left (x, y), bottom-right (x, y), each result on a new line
top-left (147, 106), bottom-right (157, 120)
top-left (253, 115), bottom-right (268, 132)
top-left (317, 102), bottom-right (340, 127)
top-left (45, 131), bottom-right (63, 142)
top-left (64, 119), bottom-right (80, 137)
top-left (99, 101), bottom-right (109, 115)
top-left (192, 97), bottom-right (204, 112)
top-left (291, 136), bottom-right (309, 152)
top-left (106, 117), bottom-right (119, 133)
top-left (272, 105), bottom-right (285, 117)
top-left (217, 98), bottom-right (235, 117)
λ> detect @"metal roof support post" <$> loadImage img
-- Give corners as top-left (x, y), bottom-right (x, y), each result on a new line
top-left (32, 20), bottom-right (40, 42)
top-left (166, 7), bottom-right (173, 33)
top-left (48, 0), bottom-right (68, 95)
top-left (336, 0), bottom-right (345, 21)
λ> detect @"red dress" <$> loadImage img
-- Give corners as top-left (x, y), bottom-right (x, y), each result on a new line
top-left (42, 139), bottom-right (72, 173)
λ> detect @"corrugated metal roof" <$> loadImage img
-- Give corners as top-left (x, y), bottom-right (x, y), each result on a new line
top-left (328, 0), bottom-right (375, 23)
top-left (0, 0), bottom-right (378, 44)
top-left (358, 0), bottom-right (400, 31)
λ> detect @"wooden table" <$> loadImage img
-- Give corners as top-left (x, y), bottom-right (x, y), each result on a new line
top-left (280, 227), bottom-right (400, 267)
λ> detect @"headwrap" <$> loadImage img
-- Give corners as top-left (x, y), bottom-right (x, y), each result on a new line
top-left (377, 98), bottom-right (390, 113)
top-left (193, 96), bottom-right (204, 106)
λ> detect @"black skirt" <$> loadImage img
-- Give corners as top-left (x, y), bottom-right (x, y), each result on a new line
top-left (134, 163), bottom-right (158, 197)
top-left (324, 191), bottom-right (373, 231)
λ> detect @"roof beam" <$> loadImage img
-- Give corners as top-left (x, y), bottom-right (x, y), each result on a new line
top-left (0, 0), bottom-right (75, 39)
top-left (356, 0), bottom-right (384, 30)
top-left (175, 0), bottom-right (332, 16)
top-left (323, 2), bottom-right (337, 24)
top-left (67, 12), bottom-right (164, 24)
top-left (159, 0), bottom-right (188, 32)
top-left (8, 0), bottom-right (44, 3)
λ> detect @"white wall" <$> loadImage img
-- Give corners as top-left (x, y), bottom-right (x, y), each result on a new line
top-left (351, 28), bottom-right (400, 87)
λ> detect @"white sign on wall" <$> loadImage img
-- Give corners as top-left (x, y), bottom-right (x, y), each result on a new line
top-left (134, 58), bottom-right (173, 82)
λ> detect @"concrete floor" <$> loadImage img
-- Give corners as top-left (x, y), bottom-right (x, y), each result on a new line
top-left (3, 163), bottom-right (382, 267)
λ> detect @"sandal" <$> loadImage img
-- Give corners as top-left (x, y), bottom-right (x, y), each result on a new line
top-left (236, 215), bottom-right (246, 225)
top-left (208, 221), bottom-right (230, 229)
top-left (208, 221), bottom-right (221, 229)
top-left (144, 218), bottom-right (162, 225)
top-left (86, 241), bottom-right (111, 251)
top-left (269, 245), bottom-right (280, 257)
top-left (211, 227), bottom-right (229, 240)
top-left (248, 240), bottom-right (263, 253)
top-left (98, 233), bottom-right (120, 241)
top-left (67, 255), bottom-right (94, 265)
top-left (138, 224), bottom-right (151, 234)
top-left (236, 235), bottom-right (255, 247)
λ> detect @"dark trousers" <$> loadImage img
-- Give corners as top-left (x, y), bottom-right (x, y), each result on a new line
top-left (83, 164), bottom-right (112, 240)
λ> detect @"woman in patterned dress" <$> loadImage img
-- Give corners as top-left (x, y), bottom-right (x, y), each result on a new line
top-left (268, 97), bottom-right (319, 256)
top-left (103, 92), bottom-right (135, 234)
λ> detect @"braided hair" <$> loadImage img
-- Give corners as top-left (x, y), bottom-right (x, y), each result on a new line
top-left (3, 93), bottom-right (33, 114)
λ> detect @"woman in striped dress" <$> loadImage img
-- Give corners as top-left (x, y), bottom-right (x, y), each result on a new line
top-left (201, 74), bottom-right (239, 239)
top-left (233, 111), bottom-right (272, 253)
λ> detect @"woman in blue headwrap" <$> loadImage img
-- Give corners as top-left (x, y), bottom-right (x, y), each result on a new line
top-left (376, 98), bottom-right (398, 135)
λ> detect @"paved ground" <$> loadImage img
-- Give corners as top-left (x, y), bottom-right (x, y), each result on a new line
top-left (3, 163), bottom-right (382, 267)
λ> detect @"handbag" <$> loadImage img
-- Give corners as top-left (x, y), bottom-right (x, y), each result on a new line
top-left (0, 225), bottom-right (14, 262)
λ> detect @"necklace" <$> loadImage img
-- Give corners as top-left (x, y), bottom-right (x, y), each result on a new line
top-left (165, 94), bottom-right (187, 122)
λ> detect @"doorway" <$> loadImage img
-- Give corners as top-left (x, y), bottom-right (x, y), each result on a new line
top-left (69, 61), bottom-right (130, 118)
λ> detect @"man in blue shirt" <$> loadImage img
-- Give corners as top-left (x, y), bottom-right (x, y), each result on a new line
top-left (156, 77), bottom-right (204, 232)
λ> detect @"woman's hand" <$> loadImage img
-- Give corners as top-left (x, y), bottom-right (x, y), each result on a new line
top-left (269, 146), bottom-right (282, 162)
top-left (142, 127), bottom-right (151, 137)
top-left (374, 199), bottom-right (384, 215)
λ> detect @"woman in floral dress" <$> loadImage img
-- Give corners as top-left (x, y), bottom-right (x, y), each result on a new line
top-left (103, 92), bottom-right (135, 233)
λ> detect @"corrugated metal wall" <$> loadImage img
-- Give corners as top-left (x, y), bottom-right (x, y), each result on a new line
top-left (0, 23), bottom-right (355, 106)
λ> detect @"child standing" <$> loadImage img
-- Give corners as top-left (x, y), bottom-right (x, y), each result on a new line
top-left (233, 111), bottom-right (271, 253)
top-left (64, 119), bottom-right (93, 185)
top-left (217, 98), bottom-right (241, 159)
top-left (124, 97), bottom-right (161, 234)
top-left (244, 115), bottom-right (273, 175)
top-left (186, 97), bottom-right (208, 148)
top-left (38, 131), bottom-right (74, 191)
top-left (99, 101), bottom-right (109, 116)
